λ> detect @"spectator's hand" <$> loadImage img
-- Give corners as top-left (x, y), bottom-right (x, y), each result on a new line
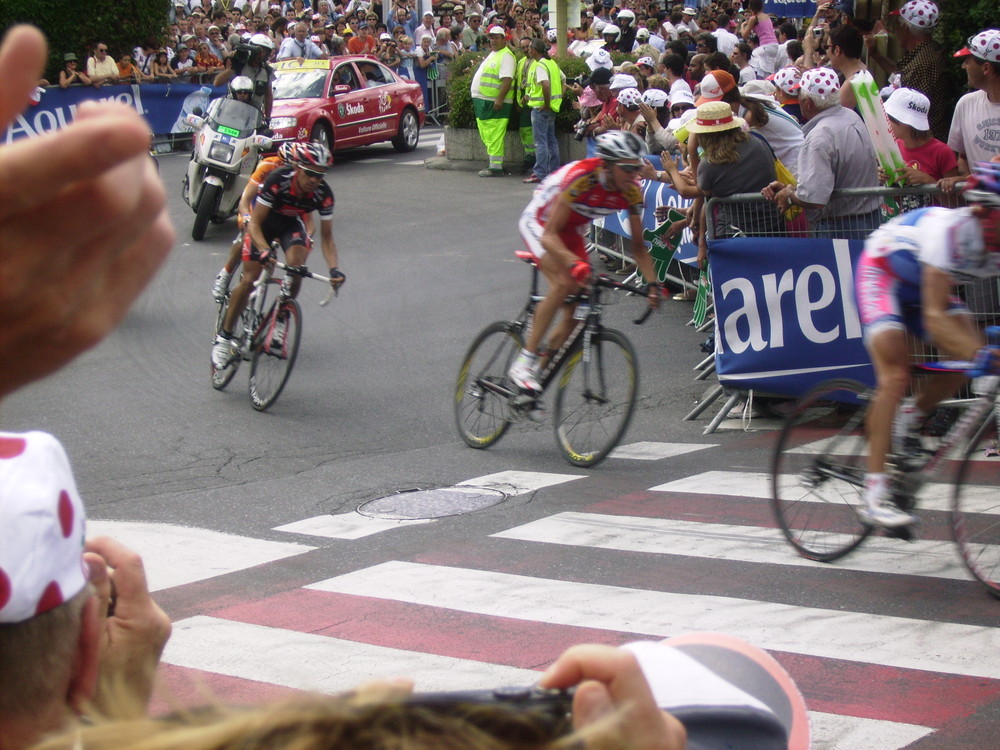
top-left (938, 174), bottom-right (965, 193)
top-left (639, 158), bottom-right (658, 181)
top-left (0, 25), bottom-right (174, 402)
top-left (761, 179), bottom-right (786, 201)
top-left (901, 165), bottom-right (935, 186)
top-left (83, 536), bottom-right (172, 717)
top-left (637, 100), bottom-right (657, 125)
top-left (539, 644), bottom-right (686, 750)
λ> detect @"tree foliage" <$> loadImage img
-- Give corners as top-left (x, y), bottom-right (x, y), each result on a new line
top-left (1, 0), bottom-right (171, 81)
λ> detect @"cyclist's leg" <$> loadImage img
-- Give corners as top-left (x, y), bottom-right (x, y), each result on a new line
top-left (222, 233), bottom-right (265, 334)
top-left (864, 326), bottom-right (911, 475)
top-left (277, 220), bottom-right (311, 299)
top-left (915, 307), bottom-right (981, 413)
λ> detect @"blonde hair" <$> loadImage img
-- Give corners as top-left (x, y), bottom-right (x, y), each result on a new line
top-left (33, 693), bottom-right (611, 750)
top-left (699, 127), bottom-right (748, 165)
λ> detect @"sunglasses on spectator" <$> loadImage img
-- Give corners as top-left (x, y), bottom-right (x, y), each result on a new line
top-left (97, 46), bottom-right (108, 52)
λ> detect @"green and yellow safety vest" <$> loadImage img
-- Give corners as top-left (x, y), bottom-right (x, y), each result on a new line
top-left (475, 47), bottom-right (515, 103)
top-left (526, 57), bottom-right (562, 112)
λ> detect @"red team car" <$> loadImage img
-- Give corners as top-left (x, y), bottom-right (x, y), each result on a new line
top-left (268, 56), bottom-right (425, 155)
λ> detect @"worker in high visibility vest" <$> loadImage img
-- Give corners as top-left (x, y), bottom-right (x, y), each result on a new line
top-left (469, 25), bottom-right (515, 177)
top-left (523, 37), bottom-right (564, 184)
top-left (514, 36), bottom-right (536, 174)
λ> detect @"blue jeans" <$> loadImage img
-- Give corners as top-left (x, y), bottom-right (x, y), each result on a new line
top-left (812, 209), bottom-right (881, 241)
top-left (531, 107), bottom-right (560, 180)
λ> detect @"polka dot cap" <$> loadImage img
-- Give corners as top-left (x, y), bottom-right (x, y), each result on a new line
top-left (954, 29), bottom-right (1000, 63)
top-left (0, 431), bottom-right (87, 624)
top-left (617, 87), bottom-right (642, 108)
top-left (770, 66), bottom-right (802, 96)
top-left (800, 67), bottom-right (841, 98)
top-left (894, 0), bottom-right (939, 29)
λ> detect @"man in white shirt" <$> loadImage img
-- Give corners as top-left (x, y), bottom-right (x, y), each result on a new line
top-left (712, 14), bottom-right (739, 57)
top-left (277, 22), bottom-right (330, 60)
top-left (86, 42), bottom-right (118, 87)
top-left (944, 29), bottom-right (1000, 187)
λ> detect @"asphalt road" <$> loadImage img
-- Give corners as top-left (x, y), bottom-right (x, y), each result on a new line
top-left (3, 128), bottom-right (998, 750)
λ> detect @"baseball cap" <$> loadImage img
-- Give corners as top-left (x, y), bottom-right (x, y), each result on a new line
top-left (641, 88), bottom-right (669, 107)
top-left (617, 87), bottom-right (642, 109)
top-left (468, 11), bottom-right (482, 18)
top-left (587, 66), bottom-right (614, 86)
top-left (695, 70), bottom-right (736, 105)
top-left (487, 25), bottom-right (505, 35)
top-left (889, 0), bottom-right (939, 29)
top-left (358, 21), bottom-right (369, 28)
top-left (176, 43), bottom-right (189, 51)
top-left (610, 73), bottom-right (639, 91)
top-left (423, 10), bottom-right (434, 16)
top-left (636, 55), bottom-right (655, 69)
top-left (636, 27), bottom-right (650, 39)
top-left (669, 88), bottom-right (696, 108)
top-left (884, 87), bottom-right (930, 131)
top-left (799, 66), bottom-right (841, 97)
top-left (0, 432), bottom-right (88, 625)
top-left (769, 66), bottom-right (802, 95)
top-left (380, 32), bottom-right (392, 40)
top-left (547, 28), bottom-right (558, 41)
top-left (953, 29), bottom-right (1000, 62)
top-left (739, 79), bottom-right (779, 105)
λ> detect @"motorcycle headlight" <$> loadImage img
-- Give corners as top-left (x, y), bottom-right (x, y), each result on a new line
top-left (269, 117), bottom-right (297, 130)
top-left (208, 142), bottom-right (235, 162)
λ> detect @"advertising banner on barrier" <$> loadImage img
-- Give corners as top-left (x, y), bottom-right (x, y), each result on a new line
top-left (763, 0), bottom-right (819, 18)
top-left (3, 83), bottom-right (226, 144)
top-left (710, 236), bottom-right (875, 397)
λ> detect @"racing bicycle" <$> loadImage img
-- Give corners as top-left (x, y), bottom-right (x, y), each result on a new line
top-left (770, 333), bottom-right (1000, 598)
top-left (454, 250), bottom-right (654, 468)
top-left (211, 250), bottom-right (334, 411)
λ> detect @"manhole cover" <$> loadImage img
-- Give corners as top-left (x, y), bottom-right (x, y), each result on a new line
top-left (358, 486), bottom-right (507, 520)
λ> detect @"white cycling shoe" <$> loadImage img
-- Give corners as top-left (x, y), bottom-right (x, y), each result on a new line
top-left (212, 335), bottom-right (237, 369)
top-left (859, 501), bottom-right (918, 529)
top-left (212, 269), bottom-right (231, 302)
top-left (508, 351), bottom-right (541, 392)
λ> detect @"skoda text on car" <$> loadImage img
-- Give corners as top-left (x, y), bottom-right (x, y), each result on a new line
top-left (268, 57), bottom-right (425, 155)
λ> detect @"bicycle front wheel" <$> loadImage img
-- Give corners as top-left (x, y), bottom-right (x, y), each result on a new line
top-left (771, 379), bottom-right (874, 562)
top-left (952, 418), bottom-right (1000, 599)
top-left (454, 321), bottom-right (523, 449)
top-left (552, 328), bottom-right (637, 468)
top-left (248, 299), bottom-right (302, 411)
top-left (211, 294), bottom-right (241, 390)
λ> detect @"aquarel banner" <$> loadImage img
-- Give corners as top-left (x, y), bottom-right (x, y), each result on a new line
top-left (3, 82), bottom-right (226, 144)
top-left (711, 237), bottom-right (875, 397)
top-left (763, 0), bottom-right (820, 17)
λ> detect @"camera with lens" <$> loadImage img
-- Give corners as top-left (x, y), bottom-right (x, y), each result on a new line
top-left (573, 118), bottom-right (589, 141)
top-left (568, 74), bottom-right (586, 87)
top-left (232, 43), bottom-right (253, 67)
top-left (406, 686), bottom-right (574, 739)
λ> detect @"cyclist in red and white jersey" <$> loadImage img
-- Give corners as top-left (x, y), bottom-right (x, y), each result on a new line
top-left (212, 142), bottom-right (345, 368)
top-left (855, 160), bottom-right (1000, 527)
top-left (508, 130), bottom-right (662, 392)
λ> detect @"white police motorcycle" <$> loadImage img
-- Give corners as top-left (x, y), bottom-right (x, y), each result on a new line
top-left (183, 77), bottom-right (272, 241)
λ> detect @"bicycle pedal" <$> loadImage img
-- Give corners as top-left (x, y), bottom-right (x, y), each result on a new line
top-left (883, 523), bottom-right (920, 542)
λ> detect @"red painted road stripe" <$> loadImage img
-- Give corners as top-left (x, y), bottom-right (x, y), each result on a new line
top-left (204, 588), bottom-right (1000, 727)
top-left (152, 663), bottom-right (299, 715)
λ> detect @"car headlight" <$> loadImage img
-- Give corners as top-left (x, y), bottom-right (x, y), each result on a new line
top-left (208, 141), bottom-right (235, 162)
top-left (269, 117), bottom-right (297, 130)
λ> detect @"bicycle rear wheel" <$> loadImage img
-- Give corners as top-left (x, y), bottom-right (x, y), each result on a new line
top-left (771, 379), bottom-right (874, 561)
top-left (552, 328), bottom-right (637, 468)
top-left (211, 294), bottom-right (241, 390)
top-left (454, 321), bottom-right (523, 449)
top-left (248, 298), bottom-right (301, 411)
top-left (952, 418), bottom-right (1000, 599)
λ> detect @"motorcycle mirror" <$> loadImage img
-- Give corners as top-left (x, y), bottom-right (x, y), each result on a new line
top-left (254, 135), bottom-right (274, 150)
top-left (185, 114), bottom-right (206, 129)
top-left (258, 127), bottom-right (274, 138)
top-left (192, 106), bottom-right (204, 116)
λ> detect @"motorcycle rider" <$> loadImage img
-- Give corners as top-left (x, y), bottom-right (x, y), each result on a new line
top-left (214, 33), bottom-right (275, 121)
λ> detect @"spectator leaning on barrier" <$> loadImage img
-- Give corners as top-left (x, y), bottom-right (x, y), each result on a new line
top-left (58, 53), bottom-right (91, 88)
top-left (86, 42), bottom-right (118, 88)
top-left (941, 29), bottom-right (1000, 192)
top-left (865, 0), bottom-right (949, 142)
top-left (762, 67), bottom-right (880, 240)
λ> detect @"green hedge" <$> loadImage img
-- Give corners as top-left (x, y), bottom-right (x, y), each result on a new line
top-left (1, 0), bottom-right (171, 82)
top-left (445, 49), bottom-right (593, 133)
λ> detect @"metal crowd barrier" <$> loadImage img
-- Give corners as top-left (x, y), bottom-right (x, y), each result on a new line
top-left (688, 185), bottom-right (995, 432)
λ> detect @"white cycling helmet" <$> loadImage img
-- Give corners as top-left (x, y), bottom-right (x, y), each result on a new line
top-left (249, 33), bottom-right (275, 52)
top-left (594, 130), bottom-right (647, 161)
top-left (602, 23), bottom-right (621, 42)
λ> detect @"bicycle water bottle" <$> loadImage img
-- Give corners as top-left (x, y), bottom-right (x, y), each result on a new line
top-left (171, 86), bottom-right (213, 134)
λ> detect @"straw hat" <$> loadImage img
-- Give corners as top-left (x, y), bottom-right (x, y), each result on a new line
top-left (685, 101), bottom-right (745, 133)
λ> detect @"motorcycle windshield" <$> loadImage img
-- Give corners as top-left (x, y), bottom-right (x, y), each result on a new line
top-left (208, 98), bottom-right (262, 137)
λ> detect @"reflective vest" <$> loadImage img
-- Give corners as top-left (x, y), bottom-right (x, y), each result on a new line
top-left (526, 57), bottom-right (562, 112)
top-left (475, 47), bottom-right (515, 103)
top-left (515, 55), bottom-right (531, 107)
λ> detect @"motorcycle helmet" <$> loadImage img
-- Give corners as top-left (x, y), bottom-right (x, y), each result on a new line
top-left (601, 23), bottom-right (621, 42)
top-left (229, 75), bottom-right (254, 99)
top-left (249, 33), bottom-right (275, 54)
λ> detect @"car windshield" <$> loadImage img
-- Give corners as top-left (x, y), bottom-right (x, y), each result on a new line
top-left (273, 70), bottom-right (328, 99)
top-left (208, 98), bottom-right (262, 135)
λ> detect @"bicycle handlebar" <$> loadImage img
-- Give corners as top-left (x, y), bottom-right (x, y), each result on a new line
top-left (593, 274), bottom-right (656, 325)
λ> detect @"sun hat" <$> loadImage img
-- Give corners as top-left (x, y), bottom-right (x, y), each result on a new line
top-left (769, 66), bottom-right (802, 95)
top-left (685, 101), bottom-right (745, 133)
top-left (669, 88), bottom-right (696, 108)
top-left (799, 66), bottom-right (840, 97)
top-left (617, 87), bottom-right (642, 108)
top-left (953, 29), bottom-right (1000, 62)
top-left (610, 73), bottom-right (639, 91)
top-left (0, 432), bottom-right (88, 625)
top-left (63, 52), bottom-right (78, 62)
top-left (636, 55), bottom-right (655, 70)
top-left (586, 47), bottom-right (613, 70)
top-left (682, 6), bottom-right (697, 15)
top-left (487, 25), bottom-right (506, 35)
top-left (889, 0), bottom-right (939, 30)
top-left (642, 88), bottom-right (669, 107)
top-left (883, 87), bottom-right (930, 131)
top-left (578, 86), bottom-right (602, 107)
top-left (695, 70), bottom-right (736, 106)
